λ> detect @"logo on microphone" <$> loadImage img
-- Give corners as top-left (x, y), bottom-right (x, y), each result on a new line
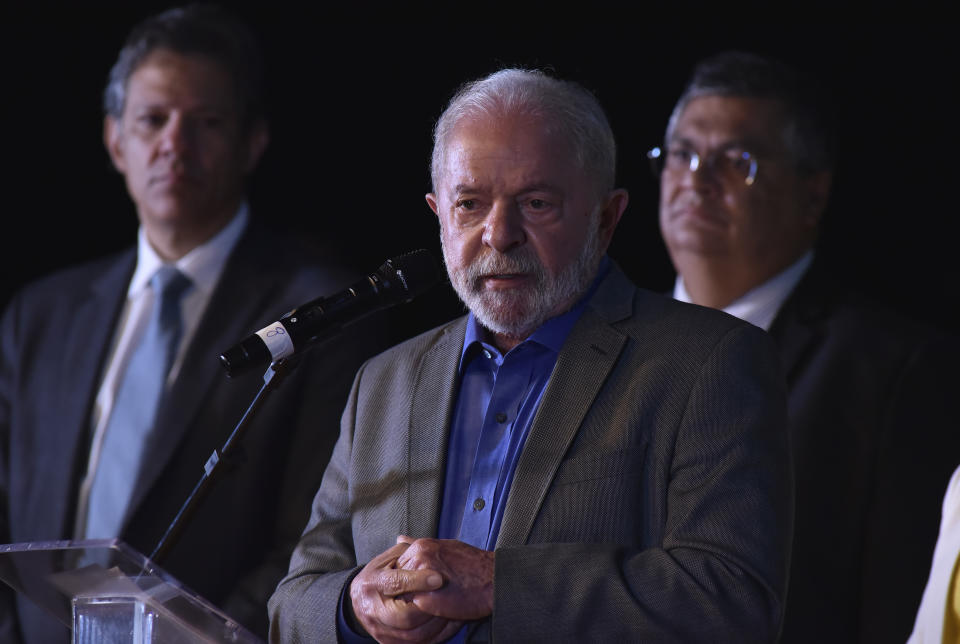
top-left (265, 326), bottom-right (286, 338)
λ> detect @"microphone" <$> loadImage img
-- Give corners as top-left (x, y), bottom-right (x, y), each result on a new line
top-left (219, 249), bottom-right (442, 377)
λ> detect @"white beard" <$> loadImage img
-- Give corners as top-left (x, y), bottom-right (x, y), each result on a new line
top-left (442, 216), bottom-right (603, 341)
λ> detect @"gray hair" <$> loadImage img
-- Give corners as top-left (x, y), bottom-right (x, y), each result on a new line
top-left (103, 3), bottom-right (264, 127)
top-left (430, 68), bottom-right (618, 196)
top-left (665, 51), bottom-right (837, 173)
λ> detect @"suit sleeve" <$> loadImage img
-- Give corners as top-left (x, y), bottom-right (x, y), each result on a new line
top-left (492, 323), bottom-right (793, 642)
top-left (267, 360), bottom-right (367, 643)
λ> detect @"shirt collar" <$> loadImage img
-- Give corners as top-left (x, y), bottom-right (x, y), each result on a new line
top-left (128, 203), bottom-right (249, 298)
top-left (458, 255), bottom-right (611, 372)
top-left (673, 250), bottom-right (813, 331)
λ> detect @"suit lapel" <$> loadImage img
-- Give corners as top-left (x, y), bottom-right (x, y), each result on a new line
top-left (406, 319), bottom-right (466, 538)
top-left (124, 231), bottom-right (283, 521)
top-left (496, 267), bottom-right (632, 547)
top-left (768, 265), bottom-right (829, 386)
top-left (769, 307), bottom-right (818, 386)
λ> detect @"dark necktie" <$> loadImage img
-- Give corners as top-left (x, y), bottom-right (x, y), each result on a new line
top-left (85, 265), bottom-right (191, 539)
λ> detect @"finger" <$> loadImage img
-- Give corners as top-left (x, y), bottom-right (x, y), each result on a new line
top-left (368, 541), bottom-right (410, 570)
top-left (396, 538), bottom-right (434, 570)
top-left (376, 595), bottom-right (436, 630)
top-left (375, 567), bottom-right (444, 597)
top-left (412, 590), bottom-right (489, 621)
top-left (352, 579), bottom-right (437, 636)
top-left (369, 615), bottom-right (458, 644)
top-left (396, 534), bottom-right (415, 545)
top-left (396, 537), bottom-right (445, 571)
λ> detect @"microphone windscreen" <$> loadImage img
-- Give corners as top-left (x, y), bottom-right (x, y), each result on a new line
top-left (381, 249), bottom-right (443, 300)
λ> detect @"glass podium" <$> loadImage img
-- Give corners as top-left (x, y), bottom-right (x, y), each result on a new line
top-left (0, 539), bottom-right (262, 643)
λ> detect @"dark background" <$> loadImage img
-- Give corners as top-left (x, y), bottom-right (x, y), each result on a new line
top-left (2, 8), bottom-right (956, 335)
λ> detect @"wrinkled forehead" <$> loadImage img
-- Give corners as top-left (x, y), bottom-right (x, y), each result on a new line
top-left (436, 112), bottom-right (584, 187)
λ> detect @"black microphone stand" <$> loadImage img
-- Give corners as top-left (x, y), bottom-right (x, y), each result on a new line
top-left (145, 355), bottom-right (300, 567)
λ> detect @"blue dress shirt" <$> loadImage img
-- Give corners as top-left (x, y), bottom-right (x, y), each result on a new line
top-left (437, 296), bottom-right (587, 547)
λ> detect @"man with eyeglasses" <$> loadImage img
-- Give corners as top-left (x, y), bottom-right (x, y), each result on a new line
top-left (652, 50), bottom-right (960, 644)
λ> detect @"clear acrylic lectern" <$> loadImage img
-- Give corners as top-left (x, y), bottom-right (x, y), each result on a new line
top-left (0, 539), bottom-right (262, 643)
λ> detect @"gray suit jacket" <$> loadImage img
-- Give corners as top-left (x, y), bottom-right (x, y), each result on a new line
top-left (268, 263), bottom-right (793, 642)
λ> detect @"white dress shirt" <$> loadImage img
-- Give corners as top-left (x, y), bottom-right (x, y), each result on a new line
top-left (673, 250), bottom-right (814, 331)
top-left (73, 205), bottom-right (249, 538)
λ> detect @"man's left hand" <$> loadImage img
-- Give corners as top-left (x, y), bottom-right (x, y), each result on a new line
top-left (395, 536), bottom-right (495, 621)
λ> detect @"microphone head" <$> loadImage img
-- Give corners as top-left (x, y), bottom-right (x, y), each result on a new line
top-left (379, 249), bottom-right (443, 300)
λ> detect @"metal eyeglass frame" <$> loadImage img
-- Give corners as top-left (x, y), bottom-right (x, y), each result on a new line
top-left (647, 146), bottom-right (758, 186)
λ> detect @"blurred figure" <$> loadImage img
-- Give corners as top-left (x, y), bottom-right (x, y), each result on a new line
top-left (908, 463), bottom-right (960, 643)
top-left (653, 50), bottom-right (960, 643)
top-left (0, 5), bottom-right (394, 641)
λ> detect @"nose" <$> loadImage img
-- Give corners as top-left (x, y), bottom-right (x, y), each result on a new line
top-left (678, 156), bottom-right (721, 197)
top-left (481, 201), bottom-right (526, 253)
top-left (158, 114), bottom-right (192, 157)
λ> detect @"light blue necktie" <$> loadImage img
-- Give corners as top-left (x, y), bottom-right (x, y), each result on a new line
top-left (86, 265), bottom-right (191, 539)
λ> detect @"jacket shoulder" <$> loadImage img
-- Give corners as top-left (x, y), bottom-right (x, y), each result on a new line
top-left (3, 248), bottom-right (133, 320)
top-left (619, 285), bottom-right (766, 348)
top-left (364, 316), bottom-right (466, 373)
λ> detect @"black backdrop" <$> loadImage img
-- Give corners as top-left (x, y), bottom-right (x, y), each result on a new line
top-left (2, 8), bottom-right (956, 335)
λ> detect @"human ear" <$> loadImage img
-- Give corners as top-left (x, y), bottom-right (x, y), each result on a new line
top-left (243, 118), bottom-right (270, 174)
top-left (597, 188), bottom-right (629, 251)
top-left (425, 193), bottom-right (440, 217)
top-left (103, 115), bottom-right (126, 174)
top-left (802, 171), bottom-right (833, 226)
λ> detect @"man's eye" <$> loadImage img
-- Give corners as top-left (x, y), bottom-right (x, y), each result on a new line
top-left (525, 198), bottom-right (556, 214)
top-left (666, 148), bottom-right (695, 169)
top-left (456, 199), bottom-right (476, 210)
top-left (138, 113), bottom-right (167, 128)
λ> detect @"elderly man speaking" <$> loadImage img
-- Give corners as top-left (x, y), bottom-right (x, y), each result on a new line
top-left (268, 68), bottom-right (793, 643)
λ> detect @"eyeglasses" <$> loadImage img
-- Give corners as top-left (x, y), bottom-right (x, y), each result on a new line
top-left (647, 145), bottom-right (759, 186)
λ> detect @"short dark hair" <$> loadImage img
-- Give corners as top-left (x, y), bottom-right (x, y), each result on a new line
top-left (103, 4), bottom-right (265, 126)
top-left (666, 50), bottom-right (837, 173)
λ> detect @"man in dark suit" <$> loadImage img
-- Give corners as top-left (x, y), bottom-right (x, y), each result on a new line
top-left (268, 67), bottom-right (793, 642)
top-left (0, 6), bottom-right (395, 641)
top-left (652, 50), bottom-right (960, 643)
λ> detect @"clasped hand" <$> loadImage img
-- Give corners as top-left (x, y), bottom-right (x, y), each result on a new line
top-left (348, 536), bottom-right (495, 644)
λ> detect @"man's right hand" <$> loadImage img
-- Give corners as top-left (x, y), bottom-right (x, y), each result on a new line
top-left (348, 542), bottom-right (463, 644)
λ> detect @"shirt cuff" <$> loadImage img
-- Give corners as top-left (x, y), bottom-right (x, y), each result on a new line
top-left (336, 576), bottom-right (376, 643)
